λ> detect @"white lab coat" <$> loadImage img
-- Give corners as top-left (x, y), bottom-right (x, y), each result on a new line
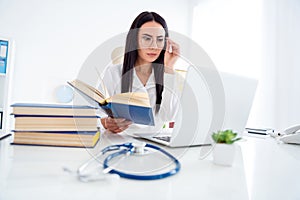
top-left (100, 64), bottom-right (180, 135)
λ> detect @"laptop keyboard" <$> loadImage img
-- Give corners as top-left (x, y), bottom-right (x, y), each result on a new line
top-left (153, 136), bottom-right (171, 142)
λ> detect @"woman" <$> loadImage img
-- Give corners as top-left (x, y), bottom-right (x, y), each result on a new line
top-left (101, 11), bottom-right (180, 133)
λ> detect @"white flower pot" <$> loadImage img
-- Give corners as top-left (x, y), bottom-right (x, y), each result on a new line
top-left (212, 143), bottom-right (236, 166)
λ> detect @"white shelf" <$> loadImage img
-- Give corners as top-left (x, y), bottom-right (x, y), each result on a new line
top-left (0, 37), bottom-right (13, 132)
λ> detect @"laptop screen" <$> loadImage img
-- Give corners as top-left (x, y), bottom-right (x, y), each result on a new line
top-left (168, 66), bottom-right (257, 147)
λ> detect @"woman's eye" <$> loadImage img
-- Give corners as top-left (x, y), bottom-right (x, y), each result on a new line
top-left (143, 36), bottom-right (152, 41)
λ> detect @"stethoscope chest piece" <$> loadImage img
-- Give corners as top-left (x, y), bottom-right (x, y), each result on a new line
top-left (131, 142), bottom-right (149, 155)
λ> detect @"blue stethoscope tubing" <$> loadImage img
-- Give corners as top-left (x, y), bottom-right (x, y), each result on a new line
top-left (102, 142), bottom-right (181, 180)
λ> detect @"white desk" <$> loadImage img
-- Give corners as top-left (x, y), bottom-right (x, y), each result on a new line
top-left (0, 133), bottom-right (299, 200)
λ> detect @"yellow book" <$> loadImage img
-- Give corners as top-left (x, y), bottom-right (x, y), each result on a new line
top-left (12, 130), bottom-right (100, 148)
top-left (11, 103), bottom-right (97, 116)
top-left (13, 115), bottom-right (98, 131)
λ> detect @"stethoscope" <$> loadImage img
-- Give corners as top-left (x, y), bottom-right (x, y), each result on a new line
top-left (71, 142), bottom-right (181, 181)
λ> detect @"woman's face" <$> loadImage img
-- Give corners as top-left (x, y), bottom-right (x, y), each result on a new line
top-left (136, 21), bottom-right (165, 65)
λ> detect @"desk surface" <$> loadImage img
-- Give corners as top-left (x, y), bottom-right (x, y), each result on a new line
top-left (0, 132), bottom-right (299, 200)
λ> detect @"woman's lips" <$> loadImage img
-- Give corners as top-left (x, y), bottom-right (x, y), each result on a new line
top-left (147, 53), bottom-right (158, 57)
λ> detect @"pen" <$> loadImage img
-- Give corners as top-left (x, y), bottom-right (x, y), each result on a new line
top-left (247, 131), bottom-right (268, 135)
top-left (246, 128), bottom-right (275, 136)
top-left (0, 133), bottom-right (12, 141)
top-left (246, 128), bottom-right (274, 132)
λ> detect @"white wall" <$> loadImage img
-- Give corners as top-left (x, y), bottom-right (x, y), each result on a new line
top-left (192, 0), bottom-right (263, 129)
top-left (192, 0), bottom-right (300, 131)
top-left (262, 0), bottom-right (300, 130)
top-left (192, 0), bottom-right (262, 78)
top-left (0, 0), bottom-right (191, 103)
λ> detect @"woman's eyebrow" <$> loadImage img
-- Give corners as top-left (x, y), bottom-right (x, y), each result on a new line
top-left (142, 33), bottom-right (164, 38)
top-left (141, 33), bottom-right (153, 37)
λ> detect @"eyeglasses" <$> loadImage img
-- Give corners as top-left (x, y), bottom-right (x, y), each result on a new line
top-left (140, 35), bottom-right (165, 48)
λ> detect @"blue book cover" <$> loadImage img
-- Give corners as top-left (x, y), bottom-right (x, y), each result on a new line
top-left (102, 102), bottom-right (155, 126)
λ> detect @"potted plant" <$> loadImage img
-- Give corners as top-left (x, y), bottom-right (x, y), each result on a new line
top-left (211, 130), bottom-right (241, 166)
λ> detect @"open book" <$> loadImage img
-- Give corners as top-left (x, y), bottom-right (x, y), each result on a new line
top-left (68, 79), bottom-right (155, 126)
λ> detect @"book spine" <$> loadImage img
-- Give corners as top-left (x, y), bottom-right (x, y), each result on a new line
top-left (100, 104), bottom-right (114, 118)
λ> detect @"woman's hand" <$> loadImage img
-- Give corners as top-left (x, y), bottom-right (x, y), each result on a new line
top-left (164, 38), bottom-right (180, 74)
top-left (101, 117), bottom-right (132, 133)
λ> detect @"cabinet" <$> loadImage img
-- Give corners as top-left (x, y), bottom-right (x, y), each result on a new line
top-left (0, 37), bottom-right (13, 132)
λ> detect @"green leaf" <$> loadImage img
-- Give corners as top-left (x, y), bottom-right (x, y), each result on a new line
top-left (211, 129), bottom-right (241, 144)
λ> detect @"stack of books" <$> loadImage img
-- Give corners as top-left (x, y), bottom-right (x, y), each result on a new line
top-left (10, 103), bottom-right (100, 148)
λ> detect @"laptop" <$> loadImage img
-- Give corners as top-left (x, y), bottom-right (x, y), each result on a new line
top-left (137, 66), bottom-right (258, 147)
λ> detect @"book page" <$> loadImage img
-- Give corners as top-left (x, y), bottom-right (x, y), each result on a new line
top-left (68, 80), bottom-right (106, 104)
top-left (106, 92), bottom-right (151, 107)
top-left (69, 79), bottom-right (151, 108)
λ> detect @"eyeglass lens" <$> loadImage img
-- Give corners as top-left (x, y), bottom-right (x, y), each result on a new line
top-left (141, 35), bottom-right (165, 48)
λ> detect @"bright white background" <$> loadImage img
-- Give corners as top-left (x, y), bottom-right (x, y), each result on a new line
top-left (0, 0), bottom-right (191, 103)
top-left (0, 0), bottom-right (299, 131)
top-left (192, 0), bottom-right (300, 131)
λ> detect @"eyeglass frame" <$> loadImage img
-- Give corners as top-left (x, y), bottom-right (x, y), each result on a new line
top-left (139, 34), bottom-right (166, 49)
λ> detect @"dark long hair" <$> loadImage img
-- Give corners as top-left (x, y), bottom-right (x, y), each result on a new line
top-left (121, 11), bottom-right (169, 113)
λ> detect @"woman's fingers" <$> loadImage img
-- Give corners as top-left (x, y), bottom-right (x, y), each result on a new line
top-left (107, 117), bottom-right (132, 126)
top-left (164, 38), bottom-right (180, 74)
top-left (166, 38), bottom-right (171, 53)
top-left (104, 117), bottom-right (132, 133)
top-left (167, 38), bottom-right (180, 55)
